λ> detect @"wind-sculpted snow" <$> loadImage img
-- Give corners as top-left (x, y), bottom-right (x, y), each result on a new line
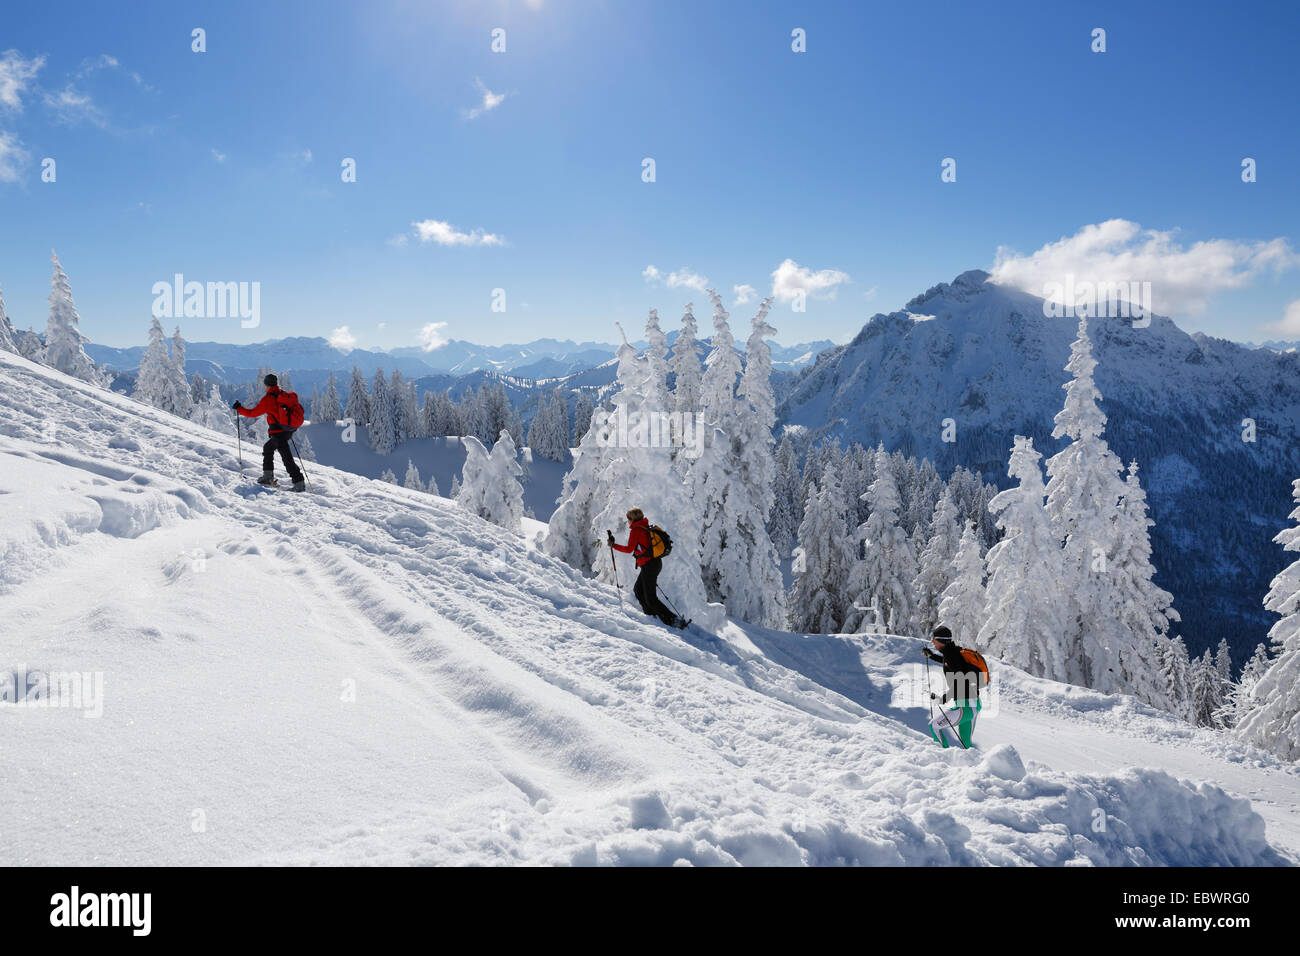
top-left (0, 350), bottom-right (1291, 866)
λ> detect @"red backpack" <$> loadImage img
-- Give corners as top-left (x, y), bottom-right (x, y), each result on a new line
top-left (277, 391), bottom-right (305, 429)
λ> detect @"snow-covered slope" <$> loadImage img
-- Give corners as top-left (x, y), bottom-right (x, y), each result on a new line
top-left (778, 270), bottom-right (1300, 663)
top-left (1, 350), bottom-right (1293, 866)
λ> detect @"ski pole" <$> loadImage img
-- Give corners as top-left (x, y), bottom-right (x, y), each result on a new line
top-left (607, 540), bottom-right (623, 608)
top-left (656, 585), bottom-right (684, 622)
top-left (290, 435), bottom-right (311, 492)
top-left (234, 412), bottom-right (244, 475)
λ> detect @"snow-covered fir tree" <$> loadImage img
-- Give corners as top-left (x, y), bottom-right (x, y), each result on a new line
top-left (0, 283), bottom-right (17, 354)
top-left (937, 520), bottom-right (986, 645)
top-left (189, 373), bottom-right (208, 406)
top-left (318, 372), bottom-right (343, 422)
top-left (1044, 316), bottom-right (1134, 693)
top-left (380, 468), bottom-right (398, 484)
top-left (669, 303), bottom-right (703, 418)
top-left (448, 474), bottom-right (461, 499)
top-left (789, 469), bottom-right (855, 634)
top-left (571, 391), bottom-right (595, 444)
top-left (344, 366), bottom-right (369, 425)
top-left (979, 436), bottom-right (1067, 679)
top-left (390, 370), bottom-right (409, 439)
top-left (168, 327), bottom-right (193, 420)
top-left (295, 433), bottom-right (316, 462)
top-left (134, 318), bottom-right (178, 412)
top-left (457, 431), bottom-right (524, 533)
top-left (1158, 636), bottom-right (1194, 722)
top-left (699, 290), bottom-right (742, 434)
top-left (769, 435), bottom-right (801, 558)
top-left (1107, 460), bottom-right (1179, 710)
top-left (1190, 650), bottom-right (1228, 728)
top-left (404, 459), bottom-right (424, 491)
top-left (691, 298), bottom-right (785, 626)
top-left (1218, 642), bottom-right (1271, 730)
top-left (44, 251), bottom-right (102, 384)
top-left (1237, 478), bottom-right (1300, 758)
top-left (368, 369), bottom-right (399, 455)
top-left (847, 445), bottom-right (917, 635)
top-left (190, 382), bottom-right (234, 432)
top-left (528, 389), bottom-right (570, 461)
top-left (426, 472), bottom-right (440, 496)
top-left (643, 308), bottom-right (672, 415)
top-left (913, 488), bottom-right (962, 635)
top-left (486, 430), bottom-right (525, 533)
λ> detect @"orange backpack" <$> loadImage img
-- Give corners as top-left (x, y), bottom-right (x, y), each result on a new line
top-left (960, 648), bottom-right (991, 685)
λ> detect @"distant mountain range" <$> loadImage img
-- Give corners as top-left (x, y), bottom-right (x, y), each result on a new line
top-left (777, 270), bottom-right (1300, 664)
top-left (85, 333), bottom-right (834, 385)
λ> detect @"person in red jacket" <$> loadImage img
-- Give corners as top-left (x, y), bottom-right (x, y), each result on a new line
top-left (233, 373), bottom-right (305, 491)
top-left (607, 508), bottom-right (685, 629)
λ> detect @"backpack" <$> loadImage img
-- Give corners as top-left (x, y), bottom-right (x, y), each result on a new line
top-left (960, 648), bottom-right (991, 685)
top-left (277, 391), bottom-right (305, 429)
top-left (648, 524), bottom-right (673, 558)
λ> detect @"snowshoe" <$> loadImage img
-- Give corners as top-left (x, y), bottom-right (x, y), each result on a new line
top-left (289, 480), bottom-right (306, 492)
top-left (256, 472), bottom-right (277, 486)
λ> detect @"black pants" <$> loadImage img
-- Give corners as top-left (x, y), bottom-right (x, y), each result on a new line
top-left (263, 432), bottom-right (303, 482)
top-left (632, 557), bottom-right (678, 626)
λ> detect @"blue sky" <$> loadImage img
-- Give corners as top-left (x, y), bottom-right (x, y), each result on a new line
top-left (1, 0), bottom-right (1298, 348)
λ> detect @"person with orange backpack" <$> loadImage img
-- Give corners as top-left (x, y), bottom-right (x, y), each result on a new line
top-left (607, 507), bottom-right (686, 629)
top-left (233, 373), bottom-right (307, 491)
top-left (921, 625), bottom-right (989, 748)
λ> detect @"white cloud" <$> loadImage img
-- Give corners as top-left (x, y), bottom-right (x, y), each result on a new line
top-left (377, 322), bottom-right (387, 331)
top-left (463, 78), bottom-right (507, 120)
top-left (0, 129), bottom-right (30, 183)
top-left (387, 233), bottom-right (409, 248)
top-left (410, 219), bottom-right (504, 247)
top-left (770, 258), bottom-right (851, 302)
top-left (990, 219), bottom-right (1298, 317)
top-left (43, 84), bottom-right (107, 127)
top-left (419, 321), bottom-right (450, 351)
top-left (733, 284), bottom-right (757, 305)
top-left (0, 50), bottom-right (45, 111)
top-left (1262, 299), bottom-right (1300, 338)
top-left (328, 326), bottom-right (358, 350)
top-left (75, 54), bottom-right (119, 78)
top-left (298, 148), bottom-right (313, 163)
top-left (211, 148), bottom-right (227, 163)
top-left (643, 264), bottom-right (709, 292)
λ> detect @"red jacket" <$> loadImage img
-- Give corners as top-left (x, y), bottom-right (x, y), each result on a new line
top-left (237, 387), bottom-right (295, 433)
top-left (612, 517), bottom-right (654, 567)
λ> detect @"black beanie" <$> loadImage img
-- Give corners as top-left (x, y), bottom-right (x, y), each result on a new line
top-left (932, 625), bottom-right (953, 642)
top-left (264, 373), bottom-right (278, 387)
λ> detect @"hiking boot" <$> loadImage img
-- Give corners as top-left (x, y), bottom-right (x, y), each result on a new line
top-left (257, 472), bottom-right (276, 485)
top-left (290, 480), bottom-right (306, 492)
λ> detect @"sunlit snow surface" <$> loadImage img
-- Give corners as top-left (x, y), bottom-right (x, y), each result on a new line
top-left (1, 349), bottom-right (1294, 866)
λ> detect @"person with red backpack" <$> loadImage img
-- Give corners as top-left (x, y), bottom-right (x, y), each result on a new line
top-left (607, 507), bottom-right (686, 629)
top-left (233, 373), bottom-right (306, 491)
top-left (921, 625), bottom-right (988, 748)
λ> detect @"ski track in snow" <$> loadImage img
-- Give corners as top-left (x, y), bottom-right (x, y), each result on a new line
top-left (0, 350), bottom-right (1294, 866)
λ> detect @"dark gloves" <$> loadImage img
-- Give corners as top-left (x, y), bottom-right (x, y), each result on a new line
top-left (606, 530), bottom-right (615, 545)
top-left (232, 401), bottom-right (243, 410)
top-left (929, 693), bottom-right (938, 700)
